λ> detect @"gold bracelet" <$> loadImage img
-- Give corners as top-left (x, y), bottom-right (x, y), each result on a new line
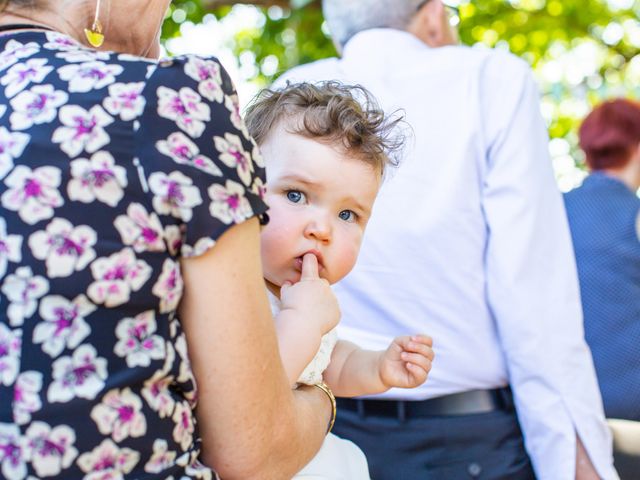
top-left (314, 382), bottom-right (337, 433)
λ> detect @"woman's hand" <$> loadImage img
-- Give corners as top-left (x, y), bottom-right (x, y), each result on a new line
top-left (279, 253), bottom-right (341, 336)
top-left (378, 334), bottom-right (434, 389)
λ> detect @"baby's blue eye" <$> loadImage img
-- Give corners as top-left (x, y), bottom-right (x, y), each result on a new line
top-left (286, 190), bottom-right (305, 203)
top-left (339, 210), bottom-right (356, 222)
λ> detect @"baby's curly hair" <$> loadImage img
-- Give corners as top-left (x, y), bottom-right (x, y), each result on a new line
top-left (245, 81), bottom-right (405, 176)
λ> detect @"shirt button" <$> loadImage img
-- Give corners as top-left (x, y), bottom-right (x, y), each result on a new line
top-left (467, 462), bottom-right (482, 477)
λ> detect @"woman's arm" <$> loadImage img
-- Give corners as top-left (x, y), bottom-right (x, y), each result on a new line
top-left (180, 218), bottom-right (330, 479)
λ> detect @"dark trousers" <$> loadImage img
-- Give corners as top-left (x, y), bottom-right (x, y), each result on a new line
top-left (333, 399), bottom-right (536, 480)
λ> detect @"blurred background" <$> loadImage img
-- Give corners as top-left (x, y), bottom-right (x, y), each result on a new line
top-left (160, 0), bottom-right (640, 190)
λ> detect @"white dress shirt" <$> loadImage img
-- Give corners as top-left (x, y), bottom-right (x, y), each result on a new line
top-left (277, 29), bottom-right (616, 480)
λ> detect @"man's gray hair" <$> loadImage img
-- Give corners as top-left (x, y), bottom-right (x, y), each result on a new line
top-left (323, 0), bottom-right (424, 49)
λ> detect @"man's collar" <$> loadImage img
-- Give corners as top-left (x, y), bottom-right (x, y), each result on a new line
top-left (342, 28), bottom-right (428, 59)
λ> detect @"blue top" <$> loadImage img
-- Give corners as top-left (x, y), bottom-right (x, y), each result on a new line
top-left (0, 30), bottom-right (266, 478)
top-left (564, 172), bottom-right (640, 421)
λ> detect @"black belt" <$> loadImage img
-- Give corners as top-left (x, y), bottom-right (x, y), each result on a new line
top-left (337, 387), bottom-right (514, 420)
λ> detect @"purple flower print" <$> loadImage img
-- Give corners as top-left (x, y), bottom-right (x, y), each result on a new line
top-left (151, 259), bottom-right (183, 313)
top-left (1, 266), bottom-right (49, 327)
top-left (157, 86), bottom-right (210, 139)
top-left (0, 126), bottom-right (29, 180)
top-left (156, 132), bottom-right (222, 177)
top-left (76, 439), bottom-right (140, 479)
top-left (67, 151), bottom-right (127, 207)
top-left (0, 217), bottom-right (22, 279)
top-left (33, 294), bottom-right (94, 358)
top-left (208, 179), bottom-right (253, 225)
top-left (47, 344), bottom-right (108, 403)
top-left (103, 82), bottom-right (146, 121)
top-left (148, 171), bottom-right (203, 222)
top-left (90, 388), bottom-right (147, 442)
top-left (13, 371), bottom-right (43, 425)
top-left (58, 61), bottom-right (124, 93)
top-left (28, 218), bottom-right (97, 278)
top-left (184, 57), bottom-right (224, 103)
top-left (1, 165), bottom-right (63, 225)
top-left (23, 421), bottom-right (78, 477)
top-left (0, 423), bottom-right (26, 480)
top-left (1, 58), bottom-right (53, 98)
top-left (114, 310), bottom-right (165, 368)
top-left (214, 133), bottom-right (254, 186)
top-left (114, 203), bottom-right (165, 253)
top-left (0, 324), bottom-right (22, 387)
top-left (52, 104), bottom-right (114, 158)
top-left (87, 248), bottom-right (152, 308)
top-left (10, 84), bottom-right (68, 131)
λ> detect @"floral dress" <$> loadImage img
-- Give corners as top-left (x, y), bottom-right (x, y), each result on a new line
top-left (0, 30), bottom-right (267, 479)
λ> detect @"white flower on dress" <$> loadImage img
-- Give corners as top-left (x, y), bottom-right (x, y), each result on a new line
top-left (52, 105), bottom-right (113, 158)
top-left (0, 324), bottom-right (21, 387)
top-left (214, 133), bottom-right (253, 186)
top-left (13, 371), bottom-right (43, 425)
top-left (28, 218), bottom-right (97, 278)
top-left (90, 388), bottom-right (147, 442)
top-left (114, 310), bottom-right (165, 368)
top-left (208, 179), bottom-right (253, 225)
top-left (156, 132), bottom-right (222, 177)
top-left (184, 57), bottom-right (223, 103)
top-left (0, 126), bottom-right (29, 180)
top-left (0, 217), bottom-right (22, 278)
top-left (148, 171), bottom-right (202, 222)
top-left (47, 344), bottom-right (108, 403)
top-left (152, 259), bottom-right (183, 313)
top-left (0, 39), bottom-right (39, 72)
top-left (87, 248), bottom-right (152, 308)
top-left (224, 94), bottom-right (249, 138)
top-left (114, 203), bottom-right (165, 253)
top-left (1, 165), bottom-right (63, 225)
top-left (55, 49), bottom-right (110, 63)
top-left (44, 32), bottom-right (79, 51)
top-left (1, 266), bottom-right (48, 327)
top-left (33, 294), bottom-right (93, 358)
top-left (144, 439), bottom-right (176, 474)
top-left (57, 61), bottom-right (123, 93)
top-left (172, 401), bottom-right (195, 451)
top-left (185, 460), bottom-right (215, 480)
top-left (0, 422), bottom-right (26, 480)
top-left (251, 176), bottom-right (266, 201)
top-left (0, 104), bottom-right (5, 118)
top-left (173, 333), bottom-right (195, 388)
top-left (141, 343), bottom-right (175, 418)
top-left (164, 225), bottom-right (183, 256)
top-left (76, 439), bottom-right (139, 480)
top-left (1, 58), bottom-right (53, 98)
top-left (103, 82), bottom-right (146, 121)
top-left (181, 237), bottom-right (215, 259)
top-left (157, 86), bottom-right (210, 138)
top-left (10, 84), bottom-right (68, 131)
top-left (23, 421), bottom-right (78, 477)
top-left (67, 151), bottom-right (127, 207)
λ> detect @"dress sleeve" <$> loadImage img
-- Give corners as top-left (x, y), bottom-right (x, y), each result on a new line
top-left (136, 55), bottom-right (267, 258)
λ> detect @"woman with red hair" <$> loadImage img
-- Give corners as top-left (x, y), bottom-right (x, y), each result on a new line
top-left (564, 98), bottom-right (640, 478)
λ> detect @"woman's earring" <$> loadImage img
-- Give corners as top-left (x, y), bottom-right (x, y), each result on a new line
top-left (84, 0), bottom-right (104, 47)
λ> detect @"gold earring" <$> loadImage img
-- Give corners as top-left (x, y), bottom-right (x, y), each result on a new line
top-left (84, 0), bottom-right (105, 48)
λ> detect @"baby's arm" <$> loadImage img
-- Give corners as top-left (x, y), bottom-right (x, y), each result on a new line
top-left (323, 335), bottom-right (434, 398)
top-left (275, 310), bottom-right (324, 387)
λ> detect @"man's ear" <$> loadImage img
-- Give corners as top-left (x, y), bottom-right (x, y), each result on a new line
top-left (408, 0), bottom-right (457, 48)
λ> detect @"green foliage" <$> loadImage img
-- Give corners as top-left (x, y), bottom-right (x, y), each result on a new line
top-left (164, 0), bottom-right (640, 185)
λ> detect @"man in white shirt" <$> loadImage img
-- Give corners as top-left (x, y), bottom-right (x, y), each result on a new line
top-left (276, 0), bottom-right (618, 478)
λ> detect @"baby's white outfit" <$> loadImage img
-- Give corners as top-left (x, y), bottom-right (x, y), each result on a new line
top-left (268, 291), bottom-right (371, 479)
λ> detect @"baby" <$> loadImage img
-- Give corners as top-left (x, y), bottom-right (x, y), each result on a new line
top-left (245, 82), bottom-right (434, 479)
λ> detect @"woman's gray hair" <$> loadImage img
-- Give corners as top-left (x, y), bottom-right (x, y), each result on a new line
top-left (323, 0), bottom-right (424, 49)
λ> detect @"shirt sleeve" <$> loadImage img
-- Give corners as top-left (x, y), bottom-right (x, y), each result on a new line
top-left (136, 55), bottom-right (267, 258)
top-left (479, 53), bottom-right (617, 480)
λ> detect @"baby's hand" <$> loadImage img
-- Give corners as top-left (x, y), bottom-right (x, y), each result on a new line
top-left (279, 253), bottom-right (340, 335)
top-left (378, 335), bottom-right (434, 389)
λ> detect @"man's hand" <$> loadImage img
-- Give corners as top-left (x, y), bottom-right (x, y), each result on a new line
top-left (378, 334), bottom-right (434, 389)
top-left (279, 253), bottom-right (340, 336)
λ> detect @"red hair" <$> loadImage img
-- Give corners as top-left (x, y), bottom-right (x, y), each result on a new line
top-left (579, 98), bottom-right (640, 171)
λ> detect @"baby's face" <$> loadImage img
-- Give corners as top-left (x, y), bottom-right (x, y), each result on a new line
top-left (259, 127), bottom-right (381, 291)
